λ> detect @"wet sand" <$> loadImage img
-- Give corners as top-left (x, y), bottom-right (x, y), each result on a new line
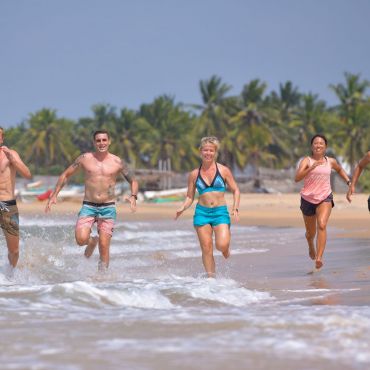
top-left (19, 193), bottom-right (370, 238)
top-left (18, 193), bottom-right (370, 305)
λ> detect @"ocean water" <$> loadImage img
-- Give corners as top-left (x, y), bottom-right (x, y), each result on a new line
top-left (0, 214), bottom-right (369, 370)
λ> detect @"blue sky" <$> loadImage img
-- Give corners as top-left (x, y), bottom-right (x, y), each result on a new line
top-left (1, 0), bottom-right (370, 127)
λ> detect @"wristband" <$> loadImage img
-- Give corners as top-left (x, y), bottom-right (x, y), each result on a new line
top-left (130, 194), bottom-right (138, 200)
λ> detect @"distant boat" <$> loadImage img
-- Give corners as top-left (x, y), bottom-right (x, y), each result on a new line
top-left (20, 186), bottom-right (84, 202)
top-left (143, 188), bottom-right (187, 203)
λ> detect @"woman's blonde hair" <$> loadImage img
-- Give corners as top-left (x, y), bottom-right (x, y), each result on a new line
top-left (199, 136), bottom-right (220, 151)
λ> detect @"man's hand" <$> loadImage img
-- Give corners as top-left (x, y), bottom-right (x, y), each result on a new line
top-left (45, 195), bottom-right (57, 213)
top-left (0, 146), bottom-right (15, 162)
top-left (124, 195), bottom-right (137, 212)
top-left (346, 185), bottom-right (355, 203)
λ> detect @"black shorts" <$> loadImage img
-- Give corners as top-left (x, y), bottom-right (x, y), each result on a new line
top-left (300, 193), bottom-right (334, 217)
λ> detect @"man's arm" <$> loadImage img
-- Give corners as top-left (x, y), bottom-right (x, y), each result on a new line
top-left (347, 151), bottom-right (370, 202)
top-left (1, 147), bottom-right (32, 179)
top-left (121, 162), bottom-right (138, 212)
top-left (45, 155), bottom-right (84, 212)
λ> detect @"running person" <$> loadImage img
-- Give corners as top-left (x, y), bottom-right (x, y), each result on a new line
top-left (346, 151), bottom-right (370, 211)
top-left (295, 134), bottom-right (351, 269)
top-left (45, 130), bottom-right (138, 270)
top-left (0, 127), bottom-right (32, 268)
top-left (175, 137), bottom-right (240, 277)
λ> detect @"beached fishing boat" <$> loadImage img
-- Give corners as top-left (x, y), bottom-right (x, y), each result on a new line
top-left (19, 186), bottom-right (84, 202)
top-left (143, 187), bottom-right (187, 203)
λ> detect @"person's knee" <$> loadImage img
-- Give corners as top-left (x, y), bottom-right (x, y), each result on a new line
top-left (8, 249), bottom-right (19, 257)
top-left (216, 240), bottom-right (230, 252)
top-left (317, 220), bottom-right (327, 231)
top-left (201, 242), bottom-right (213, 255)
top-left (75, 235), bottom-right (88, 246)
top-left (305, 231), bottom-right (315, 240)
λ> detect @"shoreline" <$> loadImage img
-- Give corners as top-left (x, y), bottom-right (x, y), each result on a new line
top-left (17, 193), bottom-right (369, 239)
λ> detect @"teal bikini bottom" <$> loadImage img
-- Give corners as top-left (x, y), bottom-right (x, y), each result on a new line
top-left (193, 204), bottom-right (230, 227)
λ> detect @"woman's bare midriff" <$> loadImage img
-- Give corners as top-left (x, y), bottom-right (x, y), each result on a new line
top-left (197, 192), bottom-right (226, 208)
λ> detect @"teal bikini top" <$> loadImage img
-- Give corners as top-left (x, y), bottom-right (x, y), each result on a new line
top-left (195, 164), bottom-right (226, 195)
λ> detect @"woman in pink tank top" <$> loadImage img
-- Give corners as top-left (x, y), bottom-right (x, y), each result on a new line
top-left (295, 135), bottom-right (351, 270)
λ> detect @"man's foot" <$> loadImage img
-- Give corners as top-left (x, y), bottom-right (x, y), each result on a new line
top-left (315, 259), bottom-right (323, 269)
top-left (84, 236), bottom-right (98, 258)
top-left (98, 260), bottom-right (108, 272)
top-left (206, 272), bottom-right (216, 278)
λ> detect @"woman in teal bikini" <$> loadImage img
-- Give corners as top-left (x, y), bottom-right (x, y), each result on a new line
top-left (175, 137), bottom-right (240, 277)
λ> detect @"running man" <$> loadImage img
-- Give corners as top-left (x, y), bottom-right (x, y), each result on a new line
top-left (346, 151), bottom-right (370, 211)
top-left (0, 127), bottom-right (32, 268)
top-left (45, 130), bottom-right (138, 270)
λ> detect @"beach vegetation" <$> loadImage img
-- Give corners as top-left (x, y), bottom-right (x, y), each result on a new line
top-left (3, 72), bottom-right (370, 189)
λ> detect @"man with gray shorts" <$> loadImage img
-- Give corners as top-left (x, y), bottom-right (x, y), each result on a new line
top-left (0, 127), bottom-right (32, 268)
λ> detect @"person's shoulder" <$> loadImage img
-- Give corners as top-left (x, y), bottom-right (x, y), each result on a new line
top-left (108, 153), bottom-right (124, 165)
top-left (9, 148), bottom-right (20, 156)
top-left (77, 152), bottom-right (92, 161)
top-left (326, 156), bottom-right (340, 168)
top-left (189, 168), bottom-right (199, 178)
top-left (296, 156), bottom-right (310, 169)
top-left (217, 162), bottom-right (230, 171)
top-left (359, 151), bottom-right (370, 165)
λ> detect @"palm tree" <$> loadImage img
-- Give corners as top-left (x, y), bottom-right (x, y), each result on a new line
top-left (138, 95), bottom-right (197, 172)
top-left (20, 109), bottom-right (76, 170)
top-left (289, 93), bottom-right (328, 158)
top-left (230, 79), bottom-right (275, 182)
top-left (193, 75), bottom-right (237, 137)
top-left (330, 72), bottom-right (370, 172)
top-left (191, 75), bottom-right (241, 168)
top-left (264, 81), bottom-right (302, 166)
top-left (109, 108), bottom-right (151, 167)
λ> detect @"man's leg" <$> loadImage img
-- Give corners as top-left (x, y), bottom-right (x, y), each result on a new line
top-left (98, 231), bottom-right (112, 270)
top-left (4, 231), bottom-right (19, 268)
top-left (75, 217), bottom-right (98, 258)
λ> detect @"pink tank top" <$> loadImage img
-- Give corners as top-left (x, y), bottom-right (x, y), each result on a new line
top-left (300, 157), bottom-right (332, 204)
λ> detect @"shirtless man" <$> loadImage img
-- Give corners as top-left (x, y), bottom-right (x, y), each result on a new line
top-left (45, 130), bottom-right (138, 269)
top-left (0, 127), bottom-right (32, 268)
top-left (346, 151), bottom-right (370, 211)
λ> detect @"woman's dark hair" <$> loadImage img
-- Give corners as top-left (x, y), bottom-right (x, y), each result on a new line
top-left (310, 134), bottom-right (328, 146)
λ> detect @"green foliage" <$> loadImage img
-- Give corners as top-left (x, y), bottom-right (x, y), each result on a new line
top-left (2, 72), bottom-right (370, 186)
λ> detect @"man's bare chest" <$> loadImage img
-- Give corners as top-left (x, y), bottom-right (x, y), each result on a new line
top-left (83, 161), bottom-right (120, 177)
top-left (0, 157), bottom-right (11, 175)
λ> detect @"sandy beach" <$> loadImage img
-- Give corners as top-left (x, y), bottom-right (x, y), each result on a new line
top-left (19, 192), bottom-right (370, 238)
